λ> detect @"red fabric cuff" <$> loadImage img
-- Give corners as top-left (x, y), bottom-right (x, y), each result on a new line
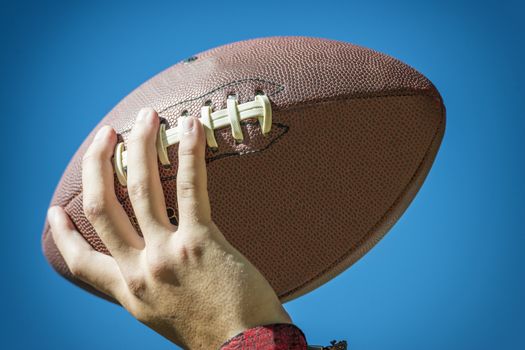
top-left (219, 323), bottom-right (307, 350)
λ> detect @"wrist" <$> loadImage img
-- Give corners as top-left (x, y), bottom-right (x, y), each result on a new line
top-left (219, 323), bottom-right (307, 350)
top-left (229, 306), bottom-right (293, 339)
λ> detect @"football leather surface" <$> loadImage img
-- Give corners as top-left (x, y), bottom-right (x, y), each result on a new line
top-left (42, 36), bottom-right (446, 303)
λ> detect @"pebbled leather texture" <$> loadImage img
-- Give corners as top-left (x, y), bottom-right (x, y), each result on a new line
top-left (42, 36), bottom-right (446, 304)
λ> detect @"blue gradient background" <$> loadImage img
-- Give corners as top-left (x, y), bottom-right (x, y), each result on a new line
top-left (1, 0), bottom-right (524, 349)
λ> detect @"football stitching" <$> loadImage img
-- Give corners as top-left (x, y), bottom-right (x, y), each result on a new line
top-left (117, 78), bottom-right (285, 135)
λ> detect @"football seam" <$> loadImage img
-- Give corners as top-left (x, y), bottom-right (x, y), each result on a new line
top-left (280, 96), bottom-right (446, 300)
top-left (280, 88), bottom-right (441, 113)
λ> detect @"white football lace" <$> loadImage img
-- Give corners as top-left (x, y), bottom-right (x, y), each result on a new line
top-left (113, 94), bottom-right (272, 186)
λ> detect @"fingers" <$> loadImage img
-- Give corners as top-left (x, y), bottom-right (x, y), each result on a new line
top-left (82, 126), bottom-right (144, 260)
top-left (126, 108), bottom-right (172, 236)
top-left (48, 206), bottom-right (129, 302)
top-left (176, 116), bottom-right (212, 227)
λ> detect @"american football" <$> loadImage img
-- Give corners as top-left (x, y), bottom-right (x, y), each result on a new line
top-left (42, 36), bottom-right (445, 303)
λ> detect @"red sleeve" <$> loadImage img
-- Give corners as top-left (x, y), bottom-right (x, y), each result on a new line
top-left (219, 323), bottom-right (307, 350)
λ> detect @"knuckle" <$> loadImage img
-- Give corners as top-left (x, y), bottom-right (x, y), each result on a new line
top-left (67, 251), bottom-right (86, 278)
top-left (145, 252), bottom-right (171, 280)
top-left (127, 181), bottom-right (150, 201)
top-left (125, 299), bottom-right (148, 322)
top-left (140, 107), bottom-right (156, 117)
top-left (177, 180), bottom-right (197, 199)
top-left (179, 141), bottom-right (199, 156)
top-left (82, 197), bottom-right (108, 222)
top-left (174, 233), bottom-right (206, 263)
top-left (69, 264), bottom-right (85, 279)
top-left (134, 309), bottom-right (152, 324)
top-left (68, 263), bottom-right (83, 278)
top-left (124, 273), bottom-right (147, 299)
top-left (129, 122), bottom-right (156, 144)
top-left (82, 151), bottom-right (103, 167)
top-left (127, 132), bottom-right (145, 147)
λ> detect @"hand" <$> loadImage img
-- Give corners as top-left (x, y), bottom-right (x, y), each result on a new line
top-left (47, 108), bottom-right (292, 349)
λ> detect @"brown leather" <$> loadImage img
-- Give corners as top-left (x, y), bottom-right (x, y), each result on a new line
top-left (42, 36), bottom-right (446, 304)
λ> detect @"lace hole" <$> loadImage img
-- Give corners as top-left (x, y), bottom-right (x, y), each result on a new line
top-left (183, 56), bottom-right (198, 63)
top-left (159, 117), bottom-right (169, 127)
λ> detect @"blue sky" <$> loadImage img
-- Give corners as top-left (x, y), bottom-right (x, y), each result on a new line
top-left (1, 0), bottom-right (524, 349)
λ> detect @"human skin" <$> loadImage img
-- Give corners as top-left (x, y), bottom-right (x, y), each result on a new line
top-left (47, 108), bottom-right (292, 349)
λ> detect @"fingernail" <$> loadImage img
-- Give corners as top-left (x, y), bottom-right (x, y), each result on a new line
top-left (47, 206), bottom-right (58, 222)
top-left (94, 126), bottom-right (108, 141)
top-left (136, 109), bottom-right (146, 122)
top-left (183, 117), bottom-right (195, 134)
top-left (138, 108), bottom-right (157, 124)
